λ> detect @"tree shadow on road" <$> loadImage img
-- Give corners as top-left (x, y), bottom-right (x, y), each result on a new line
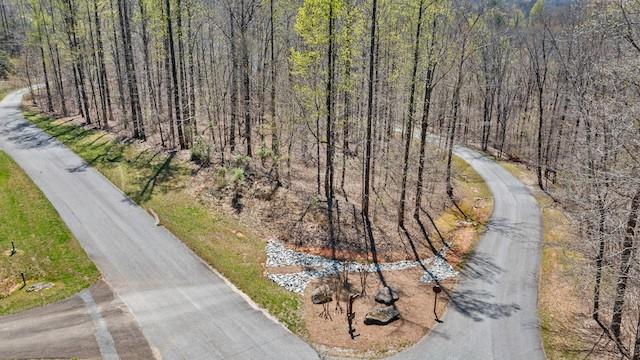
top-left (456, 251), bottom-right (503, 284)
top-left (447, 288), bottom-right (521, 322)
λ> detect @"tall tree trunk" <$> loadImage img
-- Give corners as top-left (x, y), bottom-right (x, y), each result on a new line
top-left (446, 30), bottom-right (469, 199)
top-left (398, 0), bottom-right (424, 228)
top-left (117, 0), bottom-right (145, 139)
top-left (37, 21), bottom-right (53, 112)
top-left (414, 17), bottom-right (438, 220)
top-left (229, 10), bottom-right (238, 153)
top-left (362, 0), bottom-right (379, 272)
top-left (325, 0), bottom-right (335, 255)
top-left (166, 0), bottom-right (183, 148)
top-left (634, 309), bottom-right (640, 360)
top-left (592, 197), bottom-right (606, 322)
top-left (187, 4), bottom-right (196, 142)
top-left (109, 0), bottom-right (127, 128)
top-left (62, 0), bottom-right (91, 124)
top-left (175, 0), bottom-right (187, 147)
top-left (610, 187), bottom-right (640, 340)
top-left (242, 27), bottom-right (251, 156)
top-left (270, 0), bottom-right (279, 183)
top-left (45, 0), bottom-right (67, 115)
top-left (139, 0), bottom-right (162, 144)
top-left (93, 0), bottom-right (111, 128)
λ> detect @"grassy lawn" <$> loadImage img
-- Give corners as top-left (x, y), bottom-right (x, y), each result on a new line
top-left (0, 151), bottom-right (99, 315)
top-left (499, 161), bottom-right (590, 359)
top-left (22, 109), bottom-right (305, 334)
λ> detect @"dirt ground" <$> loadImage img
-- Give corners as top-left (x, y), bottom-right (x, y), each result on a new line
top-left (191, 136), bottom-right (456, 263)
top-left (304, 270), bottom-right (453, 358)
top-left (24, 93), bottom-right (494, 355)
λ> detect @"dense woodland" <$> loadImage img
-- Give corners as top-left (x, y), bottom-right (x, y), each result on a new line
top-left (1, 0), bottom-right (639, 357)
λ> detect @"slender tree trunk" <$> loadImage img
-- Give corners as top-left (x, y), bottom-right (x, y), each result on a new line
top-left (37, 23), bottom-right (53, 112)
top-left (270, 0), bottom-right (279, 183)
top-left (634, 309), bottom-right (640, 360)
top-left (536, 84), bottom-right (544, 190)
top-left (362, 0), bottom-right (378, 253)
top-left (187, 4), bottom-right (196, 142)
top-left (325, 0), bottom-right (336, 255)
top-left (398, 0), bottom-right (424, 228)
top-left (93, 0), bottom-right (111, 128)
top-left (593, 197), bottom-right (606, 322)
top-left (109, 0), bottom-right (127, 128)
top-left (45, 0), bottom-right (67, 115)
top-left (139, 0), bottom-right (162, 144)
top-left (175, 0), bottom-right (187, 147)
top-left (63, 0), bottom-right (91, 124)
top-left (446, 31), bottom-right (469, 199)
top-left (242, 27), bottom-right (251, 156)
top-left (414, 18), bottom-right (438, 220)
top-left (611, 187), bottom-right (640, 340)
top-left (166, 0), bottom-right (183, 148)
top-left (229, 10), bottom-right (238, 153)
top-left (117, 0), bottom-right (145, 139)
top-left (164, 28), bottom-right (175, 147)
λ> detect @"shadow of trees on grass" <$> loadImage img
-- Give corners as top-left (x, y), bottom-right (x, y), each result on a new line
top-left (15, 112), bottom-right (187, 205)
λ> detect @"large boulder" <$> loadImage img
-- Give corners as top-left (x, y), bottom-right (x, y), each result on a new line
top-left (374, 286), bottom-right (399, 305)
top-left (364, 305), bottom-right (400, 325)
top-left (311, 284), bottom-right (332, 304)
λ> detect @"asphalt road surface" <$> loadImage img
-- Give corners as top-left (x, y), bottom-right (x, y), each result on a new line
top-left (0, 280), bottom-right (155, 359)
top-left (392, 145), bottom-right (544, 360)
top-left (0, 89), bottom-right (543, 360)
top-left (0, 90), bottom-right (318, 359)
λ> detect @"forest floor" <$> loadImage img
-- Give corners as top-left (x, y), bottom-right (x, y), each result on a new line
top-left (21, 101), bottom-right (493, 356)
top-left (0, 79), bottom-right (21, 101)
top-left (497, 160), bottom-right (615, 360)
top-left (0, 151), bottom-right (99, 315)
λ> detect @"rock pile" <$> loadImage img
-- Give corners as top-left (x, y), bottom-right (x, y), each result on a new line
top-left (265, 240), bottom-right (458, 293)
top-left (420, 255), bottom-right (457, 284)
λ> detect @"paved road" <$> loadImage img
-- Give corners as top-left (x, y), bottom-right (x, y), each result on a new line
top-left (0, 90), bottom-right (318, 359)
top-left (0, 280), bottom-right (155, 359)
top-left (0, 88), bottom-right (543, 360)
top-left (393, 145), bottom-right (544, 359)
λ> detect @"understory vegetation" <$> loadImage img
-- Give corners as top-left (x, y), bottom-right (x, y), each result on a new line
top-left (21, 108), bottom-right (491, 342)
top-left (3, 0), bottom-right (638, 355)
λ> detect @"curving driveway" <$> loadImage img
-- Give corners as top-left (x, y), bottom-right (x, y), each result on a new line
top-left (392, 146), bottom-right (544, 360)
top-left (0, 89), bottom-right (543, 359)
